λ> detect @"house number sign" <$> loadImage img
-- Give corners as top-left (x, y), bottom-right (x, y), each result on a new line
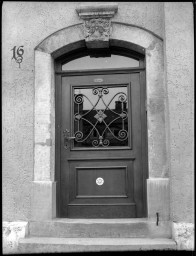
top-left (96, 177), bottom-right (104, 186)
top-left (11, 46), bottom-right (24, 68)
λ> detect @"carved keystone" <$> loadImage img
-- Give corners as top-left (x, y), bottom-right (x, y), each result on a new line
top-left (76, 4), bottom-right (118, 48)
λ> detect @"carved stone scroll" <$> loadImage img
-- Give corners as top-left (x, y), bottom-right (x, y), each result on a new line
top-left (76, 4), bottom-right (118, 48)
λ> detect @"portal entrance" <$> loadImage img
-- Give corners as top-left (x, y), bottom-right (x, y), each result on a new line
top-left (55, 47), bottom-right (147, 218)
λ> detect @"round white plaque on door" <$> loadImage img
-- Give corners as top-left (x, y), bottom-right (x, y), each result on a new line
top-left (96, 177), bottom-right (104, 186)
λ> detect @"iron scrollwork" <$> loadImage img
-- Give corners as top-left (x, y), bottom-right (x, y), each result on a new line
top-left (73, 86), bottom-right (129, 148)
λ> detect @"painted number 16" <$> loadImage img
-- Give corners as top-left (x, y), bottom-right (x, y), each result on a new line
top-left (11, 46), bottom-right (24, 68)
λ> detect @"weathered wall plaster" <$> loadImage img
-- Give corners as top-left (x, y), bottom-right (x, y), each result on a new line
top-left (163, 2), bottom-right (194, 223)
top-left (3, 221), bottom-right (28, 254)
top-left (172, 222), bottom-right (194, 250)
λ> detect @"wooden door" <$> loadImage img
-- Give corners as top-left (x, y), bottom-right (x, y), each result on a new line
top-left (57, 71), bottom-right (146, 218)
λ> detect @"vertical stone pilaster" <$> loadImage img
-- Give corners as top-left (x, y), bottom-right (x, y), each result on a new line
top-left (146, 41), bottom-right (168, 178)
top-left (31, 181), bottom-right (56, 220)
top-left (32, 50), bottom-right (56, 220)
top-left (147, 178), bottom-right (170, 221)
top-left (34, 50), bottom-right (55, 181)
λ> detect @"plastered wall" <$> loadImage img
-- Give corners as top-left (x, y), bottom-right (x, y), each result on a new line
top-left (2, 2), bottom-right (194, 223)
top-left (164, 2), bottom-right (194, 223)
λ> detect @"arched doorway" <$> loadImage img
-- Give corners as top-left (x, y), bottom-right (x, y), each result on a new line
top-left (55, 46), bottom-right (147, 218)
top-left (32, 22), bottom-right (169, 222)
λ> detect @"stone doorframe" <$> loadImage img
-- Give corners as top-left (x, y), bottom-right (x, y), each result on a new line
top-left (31, 21), bottom-right (170, 221)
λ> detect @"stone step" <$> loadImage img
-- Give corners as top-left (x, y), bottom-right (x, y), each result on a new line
top-left (29, 218), bottom-right (171, 238)
top-left (18, 237), bottom-right (176, 252)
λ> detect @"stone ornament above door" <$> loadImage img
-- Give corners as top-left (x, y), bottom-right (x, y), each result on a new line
top-left (76, 4), bottom-right (118, 48)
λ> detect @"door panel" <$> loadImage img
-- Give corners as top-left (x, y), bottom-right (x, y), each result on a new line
top-left (76, 166), bottom-right (128, 197)
top-left (59, 72), bottom-right (144, 218)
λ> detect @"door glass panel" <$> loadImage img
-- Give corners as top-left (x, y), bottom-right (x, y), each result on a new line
top-left (62, 55), bottom-right (139, 71)
top-left (73, 85), bottom-right (129, 148)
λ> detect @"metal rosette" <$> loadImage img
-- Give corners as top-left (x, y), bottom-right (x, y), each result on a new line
top-left (120, 111), bottom-right (128, 120)
top-left (74, 113), bottom-right (82, 121)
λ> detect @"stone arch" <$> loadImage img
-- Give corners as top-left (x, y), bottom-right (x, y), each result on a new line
top-left (32, 22), bottom-right (169, 221)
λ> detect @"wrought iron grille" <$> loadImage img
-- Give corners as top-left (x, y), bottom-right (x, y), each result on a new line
top-left (73, 85), bottom-right (129, 148)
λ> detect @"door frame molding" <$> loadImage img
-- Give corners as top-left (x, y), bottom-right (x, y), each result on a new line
top-left (31, 22), bottom-right (170, 221)
top-left (55, 64), bottom-right (147, 217)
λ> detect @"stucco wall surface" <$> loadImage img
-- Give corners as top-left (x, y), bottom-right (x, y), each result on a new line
top-left (172, 222), bottom-right (194, 250)
top-left (164, 2), bottom-right (194, 223)
top-left (113, 2), bottom-right (164, 38)
top-left (2, 1), bottom-right (164, 221)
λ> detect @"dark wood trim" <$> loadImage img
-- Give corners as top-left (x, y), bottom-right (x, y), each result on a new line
top-left (55, 45), bottom-right (145, 66)
top-left (109, 39), bottom-right (146, 56)
top-left (140, 70), bottom-right (148, 217)
top-left (75, 166), bottom-right (128, 170)
top-left (68, 203), bottom-right (136, 206)
top-left (128, 81), bottom-right (133, 156)
top-left (76, 195), bottom-right (128, 199)
top-left (67, 157), bottom-right (136, 161)
top-left (55, 62), bottom-right (62, 217)
top-left (139, 58), bottom-right (145, 69)
top-left (56, 67), bottom-right (145, 76)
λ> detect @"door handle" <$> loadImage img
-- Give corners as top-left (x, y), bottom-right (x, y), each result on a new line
top-left (67, 136), bottom-right (76, 140)
top-left (63, 129), bottom-right (75, 149)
